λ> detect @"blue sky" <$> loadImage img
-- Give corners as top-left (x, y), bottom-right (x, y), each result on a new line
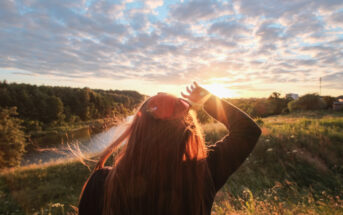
top-left (0, 0), bottom-right (342, 97)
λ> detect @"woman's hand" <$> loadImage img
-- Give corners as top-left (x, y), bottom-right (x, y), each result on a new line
top-left (181, 82), bottom-right (211, 105)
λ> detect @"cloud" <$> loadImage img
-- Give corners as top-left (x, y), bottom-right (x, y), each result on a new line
top-left (208, 21), bottom-right (250, 39)
top-left (331, 11), bottom-right (343, 23)
top-left (144, 0), bottom-right (163, 10)
top-left (0, 0), bottom-right (343, 96)
top-left (327, 11), bottom-right (343, 28)
top-left (170, 0), bottom-right (232, 22)
top-left (256, 21), bottom-right (285, 42)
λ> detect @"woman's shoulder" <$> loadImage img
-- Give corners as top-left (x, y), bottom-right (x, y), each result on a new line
top-left (92, 166), bottom-right (113, 178)
top-left (78, 167), bottom-right (113, 214)
top-left (86, 166), bottom-right (113, 190)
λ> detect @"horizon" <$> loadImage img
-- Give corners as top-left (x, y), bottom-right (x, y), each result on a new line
top-left (1, 0), bottom-right (342, 98)
top-left (2, 79), bottom-right (340, 99)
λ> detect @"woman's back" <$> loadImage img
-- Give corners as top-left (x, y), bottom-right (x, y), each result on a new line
top-left (79, 84), bottom-right (261, 215)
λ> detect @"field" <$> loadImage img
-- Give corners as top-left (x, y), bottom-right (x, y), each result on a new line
top-left (1, 111), bottom-right (343, 214)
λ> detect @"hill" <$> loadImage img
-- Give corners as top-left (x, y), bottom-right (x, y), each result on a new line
top-left (1, 111), bottom-right (343, 214)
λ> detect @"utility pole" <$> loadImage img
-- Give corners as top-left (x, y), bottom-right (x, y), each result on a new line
top-left (319, 77), bottom-right (322, 95)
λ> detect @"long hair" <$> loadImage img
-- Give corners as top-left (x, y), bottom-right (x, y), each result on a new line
top-left (86, 95), bottom-right (211, 215)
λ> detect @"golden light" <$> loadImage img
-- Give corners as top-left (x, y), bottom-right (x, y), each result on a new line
top-left (203, 84), bottom-right (237, 98)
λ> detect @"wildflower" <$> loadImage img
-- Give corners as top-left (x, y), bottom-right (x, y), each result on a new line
top-left (267, 148), bottom-right (273, 152)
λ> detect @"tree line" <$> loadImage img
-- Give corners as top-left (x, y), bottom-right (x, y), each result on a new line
top-left (0, 81), bottom-right (145, 130)
top-left (196, 92), bottom-right (340, 123)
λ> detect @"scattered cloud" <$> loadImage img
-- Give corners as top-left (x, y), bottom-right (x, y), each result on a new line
top-left (0, 0), bottom-right (342, 96)
top-left (170, 0), bottom-right (232, 22)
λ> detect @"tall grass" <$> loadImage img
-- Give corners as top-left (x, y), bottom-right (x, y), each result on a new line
top-left (0, 160), bottom-right (89, 214)
top-left (205, 112), bottom-right (343, 214)
top-left (1, 111), bottom-right (343, 214)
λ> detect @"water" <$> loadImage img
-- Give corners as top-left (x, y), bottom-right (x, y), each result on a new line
top-left (21, 117), bottom-right (133, 166)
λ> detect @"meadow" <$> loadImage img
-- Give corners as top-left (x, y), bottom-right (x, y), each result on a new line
top-left (1, 111), bottom-right (343, 214)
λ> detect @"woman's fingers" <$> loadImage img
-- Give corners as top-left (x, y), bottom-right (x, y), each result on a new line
top-left (182, 82), bottom-right (210, 105)
top-left (186, 86), bottom-right (192, 94)
top-left (182, 82), bottom-right (203, 102)
top-left (181, 92), bottom-right (190, 99)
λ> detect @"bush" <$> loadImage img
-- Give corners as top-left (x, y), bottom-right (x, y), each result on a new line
top-left (0, 107), bottom-right (26, 168)
top-left (322, 96), bottom-right (336, 109)
top-left (288, 94), bottom-right (326, 112)
top-left (227, 92), bottom-right (292, 118)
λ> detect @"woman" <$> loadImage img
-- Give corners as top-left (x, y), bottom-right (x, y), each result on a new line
top-left (78, 82), bottom-right (261, 215)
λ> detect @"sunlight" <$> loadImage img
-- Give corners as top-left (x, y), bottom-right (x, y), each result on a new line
top-left (203, 84), bottom-right (237, 98)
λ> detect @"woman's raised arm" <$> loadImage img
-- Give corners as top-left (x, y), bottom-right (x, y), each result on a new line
top-left (182, 82), bottom-right (261, 191)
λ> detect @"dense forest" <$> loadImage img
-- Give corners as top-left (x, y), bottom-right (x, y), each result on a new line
top-left (0, 81), bottom-right (145, 130)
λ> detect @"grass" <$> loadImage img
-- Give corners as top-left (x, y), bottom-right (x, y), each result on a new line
top-left (209, 111), bottom-right (343, 214)
top-left (1, 111), bottom-right (343, 214)
top-left (0, 160), bottom-right (89, 214)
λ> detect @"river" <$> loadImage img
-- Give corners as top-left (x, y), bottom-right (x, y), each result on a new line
top-left (21, 116), bottom-right (133, 166)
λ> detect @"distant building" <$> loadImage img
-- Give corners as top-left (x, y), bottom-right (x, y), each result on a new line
top-left (286, 93), bottom-right (299, 100)
top-left (333, 100), bottom-right (343, 111)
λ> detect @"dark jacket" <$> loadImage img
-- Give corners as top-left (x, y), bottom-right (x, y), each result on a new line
top-left (79, 95), bottom-right (261, 215)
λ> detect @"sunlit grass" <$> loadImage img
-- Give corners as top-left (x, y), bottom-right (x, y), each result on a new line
top-left (1, 111), bottom-right (343, 214)
top-left (206, 112), bottom-right (343, 214)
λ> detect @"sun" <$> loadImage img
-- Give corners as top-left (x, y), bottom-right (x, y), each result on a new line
top-left (203, 84), bottom-right (236, 98)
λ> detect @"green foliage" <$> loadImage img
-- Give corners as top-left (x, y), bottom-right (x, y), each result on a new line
top-left (267, 92), bottom-right (292, 115)
top-left (322, 96), bottom-right (337, 109)
top-left (227, 92), bottom-right (291, 118)
top-left (288, 94), bottom-right (326, 112)
top-left (0, 160), bottom-right (90, 214)
top-left (208, 112), bottom-right (343, 214)
top-left (44, 96), bottom-right (64, 123)
top-left (0, 107), bottom-right (26, 168)
top-left (0, 81), bottom-right (145, 132)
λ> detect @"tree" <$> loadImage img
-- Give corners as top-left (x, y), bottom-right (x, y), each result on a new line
top-left (267, 92), bottom-right (290, 115)
top-left (288, 94), bottom-right (326, 112)
top-left (0, 82), bottom-right (145, 130)
top-left (269, 92), bottom-right (281, 99)
top-left (0, 107), bottom-right (26, 168)
top-left (322, 96), bottom-right (336, 109)
top-left (45, 96), bottom-right (64, 123)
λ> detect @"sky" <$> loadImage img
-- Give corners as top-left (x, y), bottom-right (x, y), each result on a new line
top-left (0, 0), bottom-right (342, 98)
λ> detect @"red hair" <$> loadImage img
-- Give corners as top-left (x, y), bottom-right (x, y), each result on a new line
top-left (85, 94), bottom-right (211, 214)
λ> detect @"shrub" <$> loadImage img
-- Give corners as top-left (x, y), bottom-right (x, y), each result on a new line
top-left (288, 94), bottom-right (326, 112)
top-left (321, 96), bottom-right (336, 109)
